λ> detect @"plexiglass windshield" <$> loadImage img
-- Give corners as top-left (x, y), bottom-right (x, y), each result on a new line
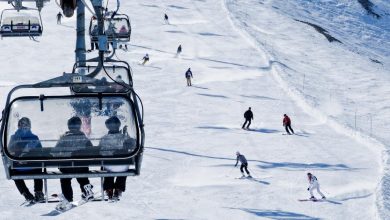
top-left (5, 96), bottom-right (138, 160)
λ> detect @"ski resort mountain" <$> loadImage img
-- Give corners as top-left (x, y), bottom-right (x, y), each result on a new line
top-left (0, 0), bottom-right (389, 219)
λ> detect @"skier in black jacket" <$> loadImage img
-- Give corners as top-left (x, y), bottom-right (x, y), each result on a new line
top-left (185, 68), bottom-right (193, 86)
top-left (242, 107), bottom-right (253, 129)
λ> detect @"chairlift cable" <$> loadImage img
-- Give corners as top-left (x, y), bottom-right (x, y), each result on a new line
top-left (81, 0), bottom-right (96, 16)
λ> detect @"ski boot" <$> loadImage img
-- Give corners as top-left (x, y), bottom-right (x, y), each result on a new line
top-left (321, 196), bottom-right (326, 199)
top-left (22, 192), bottom-right (35, 204)
top-left (34, 191), bottom-right (45, 203)
top-left (309, 196), bottom-right (317, 201)
top-left (113, 189), bottom-right (122, 201)
top-left (82, 184), bottom-right (94, 201)
top-left (105, 189), bottom-right (114, 202)
top-left (56, 194), bottom-right (73, 211)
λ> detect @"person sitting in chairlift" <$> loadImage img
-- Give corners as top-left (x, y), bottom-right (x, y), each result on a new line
top-left (99, 116), bottom-right (136, 201)
top-left (9, 117), bottom-right (45, 204)
top-left (54, 116), bottom-right (94, 211)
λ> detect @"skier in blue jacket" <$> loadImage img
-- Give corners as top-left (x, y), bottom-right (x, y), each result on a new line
top-left (8, 117), bottom-right (44, 203)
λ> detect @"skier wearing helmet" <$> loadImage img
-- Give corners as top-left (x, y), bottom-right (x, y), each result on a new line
top-left (307, 173), bottom-right (326, 200)
top-left (235, 152), bottom-right (251, 178)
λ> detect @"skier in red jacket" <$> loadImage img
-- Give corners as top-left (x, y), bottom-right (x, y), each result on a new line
top-left (283, 114), bottom-right (294, 135)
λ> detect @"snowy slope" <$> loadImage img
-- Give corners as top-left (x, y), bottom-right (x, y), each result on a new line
top-left (0, 0), bottom-right (386, 219)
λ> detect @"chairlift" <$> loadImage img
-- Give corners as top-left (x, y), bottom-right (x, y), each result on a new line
top-left (0, 70), bottom-right (145, 201)
top-left (89, 13), bottom-right (131, 44)
top-left (0, 8), bottom-right (43, 37)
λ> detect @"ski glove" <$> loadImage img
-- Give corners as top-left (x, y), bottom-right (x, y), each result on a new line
top-left (307, 188), bottom-right (310, 191)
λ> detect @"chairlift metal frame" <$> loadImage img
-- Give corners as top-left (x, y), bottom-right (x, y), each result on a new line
top-left (89, 12), bottom-right (131, 44)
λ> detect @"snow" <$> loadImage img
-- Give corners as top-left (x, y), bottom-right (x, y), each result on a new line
top-left (0, 0), bottom-right (388, 219)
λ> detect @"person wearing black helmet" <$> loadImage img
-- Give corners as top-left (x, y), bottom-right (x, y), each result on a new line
top-left (9, 117), bottom-right (44, 204)
top-left (307, 173), bottom-right (326, 200)
top-left (99, 116), bottom-right (136, 201)
top-left (164, 13), bottom-right (169, 24)
top-left (54, 116), bottom-right (94, 211)
top-left (234, 151), bottom-right (251, 178)
top-left (242, 107), bottom-right (253, 129)
top-left (185, 68), bottom-right (193, 86)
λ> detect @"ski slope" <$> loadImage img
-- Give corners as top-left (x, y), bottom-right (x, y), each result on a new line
top-left (0, 0), bottom-right (387, 219)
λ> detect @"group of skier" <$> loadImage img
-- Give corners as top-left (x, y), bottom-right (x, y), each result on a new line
top-left (9, 116), bottom-right (135, 209)
top-left (242, 107), bottom-right (294, 135)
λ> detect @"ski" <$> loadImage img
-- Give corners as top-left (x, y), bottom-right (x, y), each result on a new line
top-left (298, 199), bottom-right (324, 202)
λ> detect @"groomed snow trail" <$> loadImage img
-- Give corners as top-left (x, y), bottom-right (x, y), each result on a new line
top-left (0, 0), bottom-right (384, 219)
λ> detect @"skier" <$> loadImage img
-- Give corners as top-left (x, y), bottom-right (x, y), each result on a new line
top-left (8, 117), bottom-right (44, 203)
top-left (307, 173), bottom-right (326, 200)
top-left (57, 12), bottom-right (63, 24)
top-left (54, 116), bottom-right (94, 211)
top-left (99, 116), bottom-right (136, 201)
top-left (164, 13), bottom-right (169, 24)
top-left (242, 107), bottom-right (253, 129)
top-left (141, 53), bottom-right (149, 65)
top-left (88, 24), bottom-right (98, 52)
top-left (176, 44), bottom-right (182, 57)
top-left (235, 151), bottom-right (251, 178)
top-left (185, 68), bottom-right (193, 86)
top-left (283, 114), bottom-right (294, 135)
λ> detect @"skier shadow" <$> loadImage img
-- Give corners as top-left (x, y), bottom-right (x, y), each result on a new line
top-left (197, 93), bottom-right (228, 99)
top-left (247, 178), bottom-right (270, 185)
top-left (196, 126), bottom-right (230, 130)
top-left (247, 128), bottom-right (280, 133)
top-left (191, 85), bottom-right (209, 90)
top-left (42, 210), bottom-right (61, 217)
top-left (257, 161), bottom-right (357, 171)
top-left (241, 95), bottom-right (278, 101)
top-left (225, 208), bottom-right (320, 220)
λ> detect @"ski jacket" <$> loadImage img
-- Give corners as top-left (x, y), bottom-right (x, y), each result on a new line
top-left (99, 132), bottom-right (136, 172)
top-left (185, 70), bottom-right (193, 78)
top-left (235, 154), bottom-right (248, 166)
top-left (9, 129), bottom-right (42, 170)
top-left (244, 110), bottom-right (253, 120)
top-left (53, 130), bottom-right (93, 157)
top-left (283, 116), bottom-right (291, 125)
top-left (308, 175), bottom-right (319, 189)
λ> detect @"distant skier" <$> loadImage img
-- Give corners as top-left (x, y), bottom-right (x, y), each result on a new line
top-left (235, 151), bottom-right (251, 178)
top-left (164, 13), bottom-right (169, 24)
top-left (176, 44), bottom-right (182, 57)
top-left (9, 117), bottom-right (44, 204)
top-left (57, 12), bottom-right (63, 24)
top-left (283, 114), bottom-right (294, 135)
top-left (307, 173), bottom-right (326, 200)
top-left (185, 68), bottom-right (193, 86)
top-left (141, 53), bottom-right (149, 65)
top-left (242, 107), bottom-right (253, 129)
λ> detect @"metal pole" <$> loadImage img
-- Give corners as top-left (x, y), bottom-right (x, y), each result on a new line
top-left (76, 0), bottom-right (86, 70)
top-left (44, 179), bottom-right (48, 203)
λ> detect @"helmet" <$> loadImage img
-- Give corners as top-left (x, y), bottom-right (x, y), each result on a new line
top-left (307, 172), bottom-right (312, 176)
top-left (236, 151), bottom-right (240, 155)
top-left (68, 116), bottom-right (82, 131)
top-left (18, 117), bottom-right (31, 129)
top-left (105, 116), bottom-right (121, 132)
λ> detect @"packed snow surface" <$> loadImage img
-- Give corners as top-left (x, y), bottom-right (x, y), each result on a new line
top-left (0, 0), bottom-right (388, 219)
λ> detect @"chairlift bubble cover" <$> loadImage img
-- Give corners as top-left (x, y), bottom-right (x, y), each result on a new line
top-left (3, 95), bottom-right (140, 161)
top-left (72, 65), bottom-right (132, 93)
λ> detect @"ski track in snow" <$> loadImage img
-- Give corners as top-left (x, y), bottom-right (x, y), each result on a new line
top-left (0, 0), bottom-right (388, 219)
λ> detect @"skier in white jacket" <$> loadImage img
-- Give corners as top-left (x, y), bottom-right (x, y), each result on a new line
top-left (307, 173), bottom-right (326, 200)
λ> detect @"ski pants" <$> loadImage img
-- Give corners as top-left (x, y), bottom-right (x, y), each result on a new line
top-left (57, 18), bottom-right (61, 24)
top-left (240, 163), bottom-right (250, 175)
top-left (13, 169), bottom-right (43, 195)
top-left (59, 167), bottom-right (90, 202)
top-left (309, 182), bottom-right (325, 198)
top-left (103, 176), bottom-right (127, 192)
top-left (186, 77), bottom-right (192, 86)
top-left (90, 42), bottom-right (98, 51)
top-left (242, 119), bottom-right (251, 129)
top-left (284, 123), bottom-right (294, 134)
